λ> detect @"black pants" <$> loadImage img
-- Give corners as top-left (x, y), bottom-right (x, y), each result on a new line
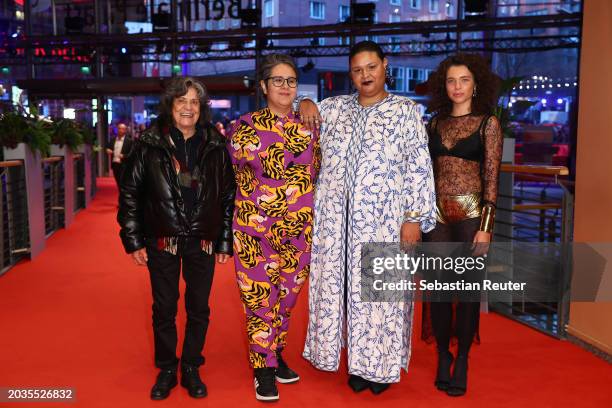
top-left (111, 162), bottom-right (123, 186)
top-left (423, 217), bottom-right (481, 356)
top-left (145, 237), bottom-right (215, 369)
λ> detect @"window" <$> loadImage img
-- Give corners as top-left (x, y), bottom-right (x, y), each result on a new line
top-left (374, 11), bottom-right (379, 23)
top-left (366, 35), bottom-right (379, 43)
top-left (390, 36), bottom-right (401, 52)
top-left (338, 36), bottom-right (350, 45)
top-left (218, 19), bottom-right (225, 29)
top-left (410, 0), bottom-right (421, 9)
top-left (446, 0), bottom-right (455, 17)
top-left (339, 5), bottom-right (350, 22)
top-left (310, 1), bottom-right (325, 20)
top-left (264, 0), bottom-right (274, 18)
top-left (388, 67), bottom-right (405, 92)
top-left (390, 0), bottom-right (401, 5)
top-left (205, 20), bottom-right (213, 30)
top-left (407, 68), bottom-right (426, 92)
top-left (231, 19), bottom-right (240, 28)
top-left (312, 37), bottom-right (326, 46)
top-left (389, 13), bottom-right (400, 23)
top-left (429, 0), bottom-right (439, 13)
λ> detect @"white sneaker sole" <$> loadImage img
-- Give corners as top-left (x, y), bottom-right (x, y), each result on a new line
top-left (255, 392), bottom-right (280, 401)
top-left (275, 376), bottom-right (300, 384)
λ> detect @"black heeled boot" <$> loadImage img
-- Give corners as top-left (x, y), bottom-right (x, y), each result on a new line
top-left (435, 350), bottom-right (454, 391)
top-left (446, 354), bottom-right (468, 397)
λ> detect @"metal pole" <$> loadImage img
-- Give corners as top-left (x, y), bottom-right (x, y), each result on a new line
top-left (255, 0), bottom-right (263, 109)
top-left (24, 0), bottom-right (34, 80)
top-left (455, 0), bottom-right (462, 52)
top-left (51, 0), bottom-right (57, 35)
top-left (171, 0), bottom-right (178, 76)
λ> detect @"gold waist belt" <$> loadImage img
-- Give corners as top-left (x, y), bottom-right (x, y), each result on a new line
top-left (435, 192), bottom-right (482, 224)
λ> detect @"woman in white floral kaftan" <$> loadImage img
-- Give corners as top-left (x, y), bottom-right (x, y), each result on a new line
top-left (299, 41), bottom-right (436, 394)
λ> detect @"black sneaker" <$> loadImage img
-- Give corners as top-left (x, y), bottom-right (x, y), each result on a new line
top-left (254, 367), bottom-right (279, 402)
top-left (275, 351), bottom-right (300, 384)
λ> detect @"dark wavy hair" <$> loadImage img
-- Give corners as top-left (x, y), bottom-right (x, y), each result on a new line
top-left (158, 76), bottom-right (211, 130)
top-left (258, 53), bottom-right (299, 82)
top-left (426, 53), bottom-right (500, 118)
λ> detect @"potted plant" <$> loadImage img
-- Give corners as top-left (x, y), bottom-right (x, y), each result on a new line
top-left (0, 109), bottom-right (52, 158)
top-left (49, 118), bottom-right (84, 153)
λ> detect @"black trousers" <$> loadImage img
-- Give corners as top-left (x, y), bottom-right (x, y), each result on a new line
top-left (111, 162), bottom-right (123, 186)
top-left (145, 237), bottom-right (215, 370)
top-left (423, 217), bottom-right (481, 356)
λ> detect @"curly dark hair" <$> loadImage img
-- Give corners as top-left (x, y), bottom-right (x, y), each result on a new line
top-left (426, 53), bottom-right (500, 118)
top-left (158, 76), bottom-right (211, 130)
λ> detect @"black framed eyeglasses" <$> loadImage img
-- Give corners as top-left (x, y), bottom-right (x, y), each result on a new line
top-left (266, 76), bottom-right (298, 88)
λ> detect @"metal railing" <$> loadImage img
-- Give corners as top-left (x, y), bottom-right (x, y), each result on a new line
top-left (490, 164), bottom-right (573, 338)
top-left (0, 160), bottom-right (30, 274)
top-left (42, 156), bottom-right (64, 236)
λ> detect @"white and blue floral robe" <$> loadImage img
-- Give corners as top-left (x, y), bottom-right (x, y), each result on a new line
top-left (303, 93), bottom-right (436, 383)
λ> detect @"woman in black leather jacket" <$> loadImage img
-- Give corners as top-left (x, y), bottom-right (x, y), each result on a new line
top-left (117, 76), bottom-right (235, 401)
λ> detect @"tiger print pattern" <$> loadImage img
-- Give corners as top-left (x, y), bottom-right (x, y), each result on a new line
top-left (247, 315), bottom-right (273, 348)
top-left (251, 108), bottom-right (281, 135)
top-left (228, 108), bottom-right (317, 369)
top-left (233, 230), bottom-right (266, 269)
top-left (235, 200), bottom-right (267, 233)
top-left (258, 142), bottom-right (285, 180)
top-left (271, 242), bottom-right (304, 274)
top-left (264, 261), bottom-right (280, 286)
top-left (285, 163), bottom-right (314, 204)
top-left (237, 271), bottom-right (271, 311)
top-left (249, 351), bottom-right (267, 369)
top-left (304, 224), bottom-right (313, 252)
top-left (234, 164), bottom-right (258, 197)
top-left (283, 122), bottom-right (312, 156)
top-left (231, 121), bottom-right (261, 160)
top-left (292, 265), bottom-right (310, 293)
top-left (265, 207), bottom-right (313, 251)
top-left (257, 185), bottom-right (288, 218)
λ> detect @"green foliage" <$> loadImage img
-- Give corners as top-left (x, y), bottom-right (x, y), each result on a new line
top-left (493, 76), bottom-right (523, 139)
top-left (0, 109), bottom-right (52, 156)
top-left (49, 118), bottom-right (84, 152)
top-left (77, 122), bottom-right (98, 146)
top-left (0, 107), bottom-right (95, 156)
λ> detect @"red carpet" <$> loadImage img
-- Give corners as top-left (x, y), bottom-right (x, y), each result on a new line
top-left (0, 178), bottom-right (609, 407)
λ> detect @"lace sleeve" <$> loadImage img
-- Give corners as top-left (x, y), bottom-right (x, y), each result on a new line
top-left (482, 115), bottom-right (503, 205)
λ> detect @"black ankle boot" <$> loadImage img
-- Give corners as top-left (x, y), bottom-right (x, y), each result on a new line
top-left (180, 365), bottom-right (207, 398)
top-left (435, 350), bottom-right (454, 391)
top-left (446, 354), bottom-right (468, 397)
top-left (150, 368), bottom-right (177, 400)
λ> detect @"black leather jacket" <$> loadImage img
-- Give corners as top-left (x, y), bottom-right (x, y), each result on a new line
top-left (117, 124), bottom-right (236, 255)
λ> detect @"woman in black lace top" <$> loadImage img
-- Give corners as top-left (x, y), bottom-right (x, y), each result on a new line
top-left (423, 53), bottom-right (502, 397)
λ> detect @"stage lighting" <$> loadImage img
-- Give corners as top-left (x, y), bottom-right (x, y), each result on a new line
top-left (240, 8), bottom-right (261, 29)
top-left (302, 60), bottom-right (315, 72)
top-left (80, 66), bottom-right (91, 75)
top-left (1, 67), bottom-right (10, 75)
top-left (152, 12), bottom-right (171, 32)
top-left (351, 4), bottom-right (375, 24)
top-left (172, 64), bottom-right (181, 75)
top-left (464, 0), bottom-right (488, 19)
